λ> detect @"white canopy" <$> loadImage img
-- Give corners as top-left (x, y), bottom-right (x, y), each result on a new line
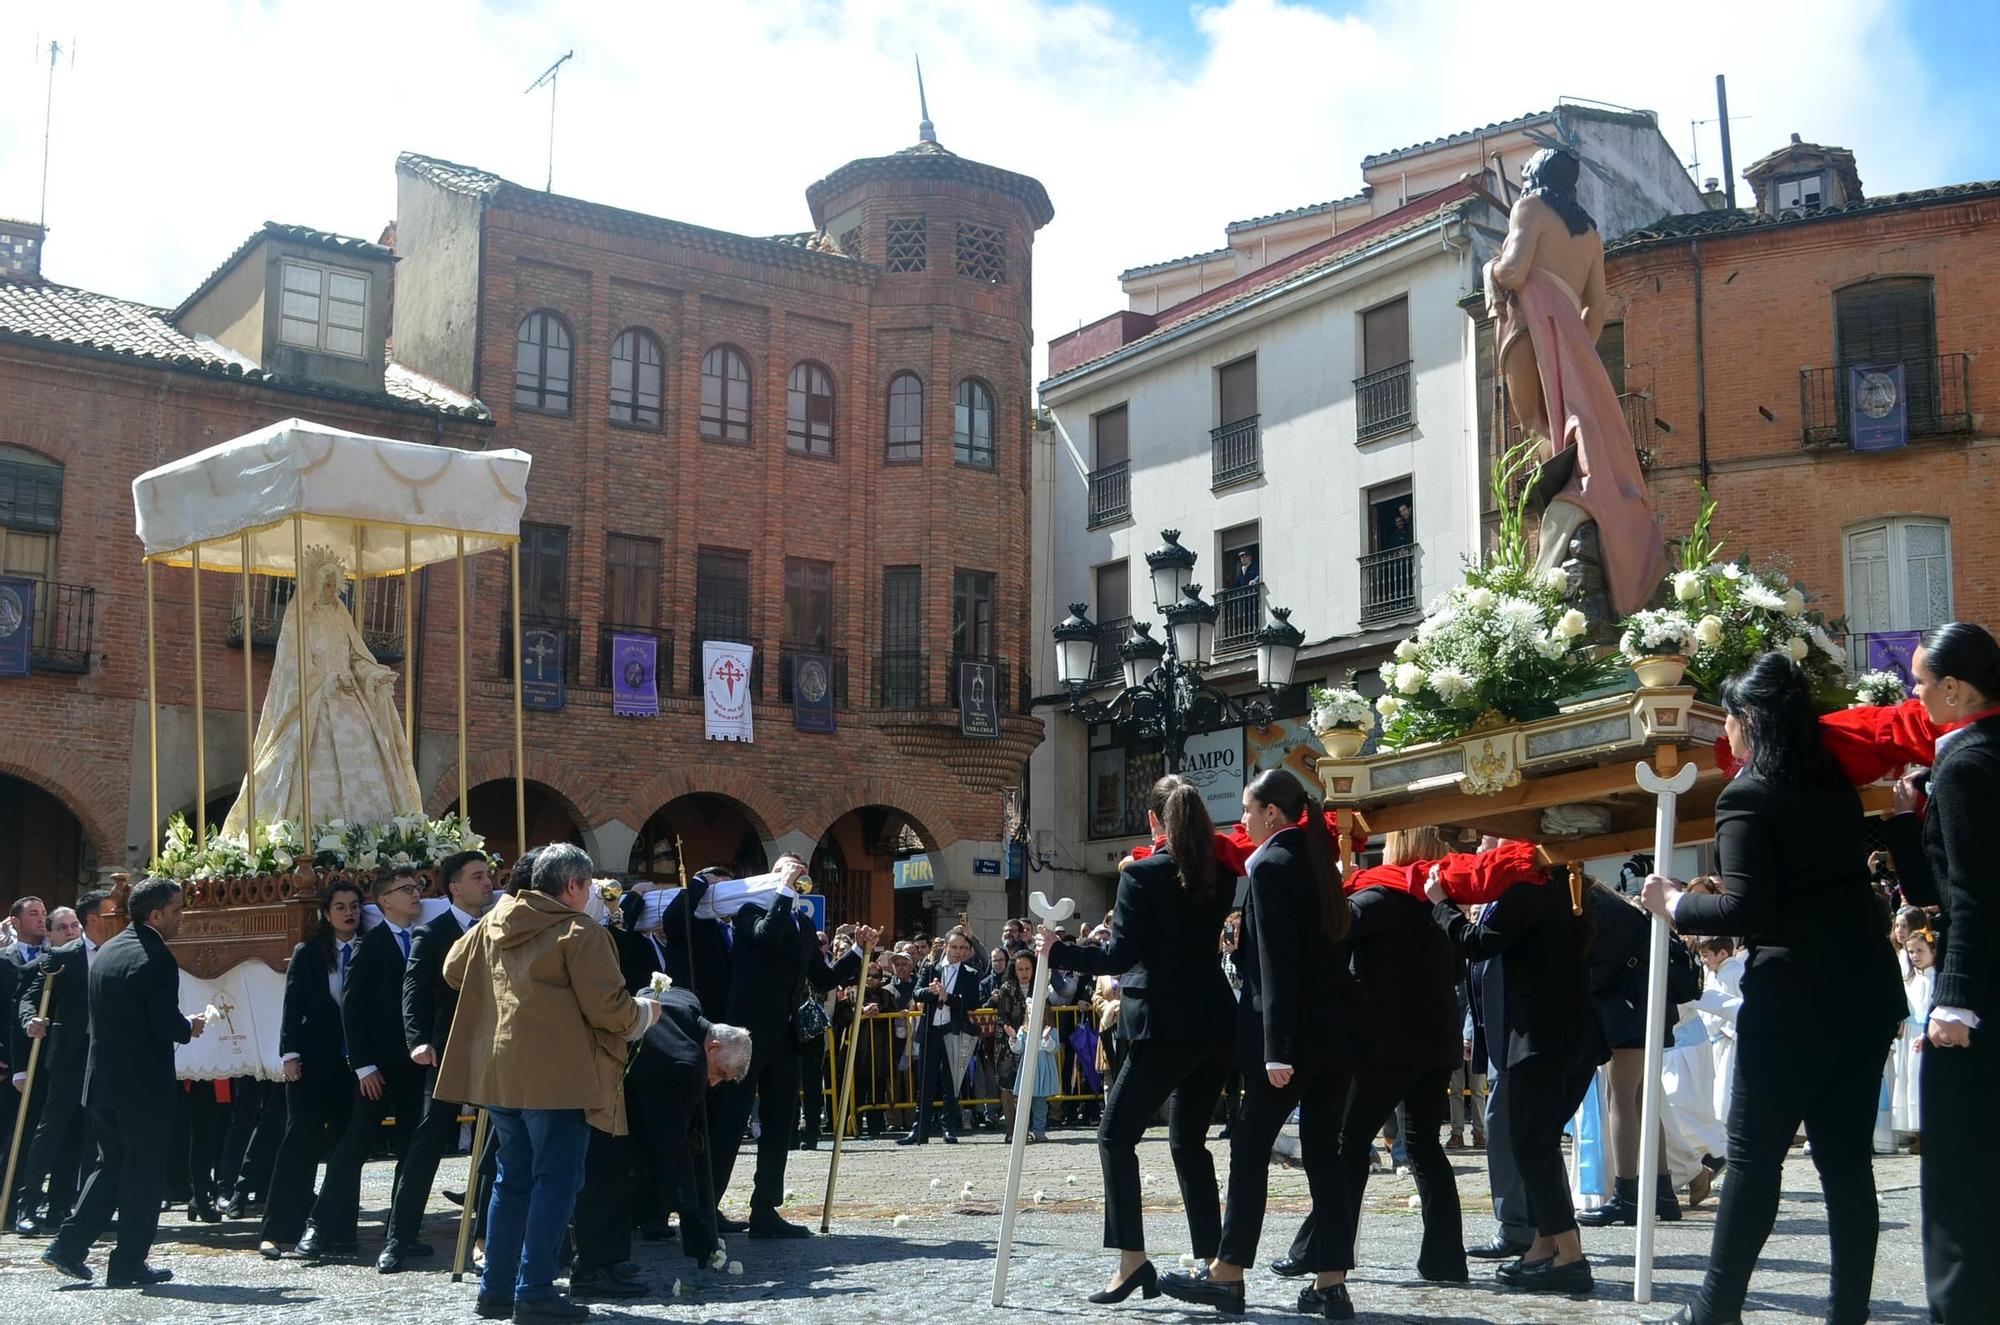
top-left (132, 418), bottom-right (530, 576)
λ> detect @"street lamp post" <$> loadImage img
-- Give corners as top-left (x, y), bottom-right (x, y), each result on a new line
top-left (1052, 530), bottom-right (1305, 772)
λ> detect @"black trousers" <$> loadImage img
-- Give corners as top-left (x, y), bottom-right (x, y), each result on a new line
top-left (634, 1089), bottom-right (717, 1263)
top-left (798, 1033), bottom-right (827, 1143)
top-left (5, 1067), bottom-right (48, 1218)
top-left (19, 1079), bottom-right (88, 1220)
top-left (911, 1025), bottom-right (965, 1139)
top-left (230, 1079), bottom-right (285, 1198)
top-left (573, 1126), bottom-right (633, 1273)
top-left (1693, 1027), bottom-right (1891, 1325)
top-left (1504, 1050), bottom-right (1600, 1240)
top-left (710, 1032), bottom-right (799, 1214)
top-left (1217, 1058), bottom-right (1352, 1271)
top-left (1332, 1062), bottom-right (1464, 1280)
top-left (1921, 1028), bottom-right (1999, 1322)
top-left (311, 1070), bottom-right (421, 1244)
top-left (387, 1072), bottom-right (462, 1246)
top-left (260, 1065), bottom-right (355, 1244)
top-left (1098, 1037), bottom-right (1230, 1257)
top-left (48, 1105), bottom-right (170, 1273)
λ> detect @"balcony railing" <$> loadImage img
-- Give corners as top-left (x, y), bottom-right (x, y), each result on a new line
top-left (1214, 583), bottom-right (1263, 655)
top-left (1841, 629), bottom-right (1924, 680)
top-left (595, 623), bottom-right (674, 692)
top-left (228, 573), bottom-right (405, 661)
top-left (500, 613), bottom-right (583, 684)
top-left (1355, 360), bottom-right (1414, 441)
top-left (1086, 460), bottom-right (1130, 528)
top-left (874, 649), bottom-right (927, 710)
top-left (23, 580), bottom-right (94, 673)
top-left (1358, 544), bottom-right (1419, 625)
top-left (1091, 617), bottom-right (1132, 685)
top-left (685, 632), bottom-right (764, 698)
top-left (950, 652), bottom-right (1011, 713)
top-left (780, 644), bottom-right (850, 708)
top-left (1210, 415), bottom-right (1261, 488)
top-left (1800, 353), bottom-right (1973, 448)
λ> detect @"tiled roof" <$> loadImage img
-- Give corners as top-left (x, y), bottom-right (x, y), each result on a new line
top-left (1225, 190), bottom-right (1369, 235)
top-left (1117, 247), bottom-right (1234, 282)
top-left (0, 279), bottom-right (490, 421)
top-left (171, 222), bottom-right (394, 321)
top-left (807, 139), bottom-right (1054, 230)
top-left (1360, 109), bottom-right (1554, 168)
top-left (1608, 179), bottom-right (2000, 254)
top-left (397, 152), bottom-right (873, 282)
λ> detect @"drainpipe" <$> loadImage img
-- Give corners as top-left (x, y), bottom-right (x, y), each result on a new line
top-left (1691, 238), bottom-right (1711, 487)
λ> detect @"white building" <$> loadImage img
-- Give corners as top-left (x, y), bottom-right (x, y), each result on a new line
top-left (1026, 104), bottom-right (1703, 913)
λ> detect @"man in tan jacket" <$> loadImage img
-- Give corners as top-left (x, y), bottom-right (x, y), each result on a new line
top-left (439, 844), bottom-right (658, 1324)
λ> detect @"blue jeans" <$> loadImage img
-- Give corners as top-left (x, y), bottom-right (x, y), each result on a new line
top-left (1029, 1096), bottom-right (1048, 1132)
top-left (482, 1107), bottom-right (590, 1303)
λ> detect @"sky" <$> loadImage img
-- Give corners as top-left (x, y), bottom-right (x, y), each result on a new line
top-left (3, 0), bottom-right (1996, 386)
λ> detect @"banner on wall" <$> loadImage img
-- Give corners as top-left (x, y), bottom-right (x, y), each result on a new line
top-left (1864, 630), bottom-right (1923, 685)
top-left (1088, 746), bottom-right (1127, 839)
top-left (611, 633), bottom-right (659, 717)
top-left (791, 652), bottom-right (836, 733)
top-left (0, 577), bottom-right (32, 677)
top-left (520, 625), bottom-right (565, 712)
top-left (1245, 717), bottom-right (1329, 793)
top-left (1847, 362), bottom-right (1909, 453)
top-left (1181, 727), bottom-right (1246, 826)
top-left (703, 641), bottom-right (755, 742)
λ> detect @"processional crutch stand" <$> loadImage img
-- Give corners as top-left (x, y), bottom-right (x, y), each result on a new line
top-left (992, 889), bottom-right (1077, 1306)
top-left (2, 966), bottom-right (60, 1229)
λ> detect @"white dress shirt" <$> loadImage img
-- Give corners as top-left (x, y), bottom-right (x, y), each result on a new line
top-left (933, 962), bottom-right (961, 1027)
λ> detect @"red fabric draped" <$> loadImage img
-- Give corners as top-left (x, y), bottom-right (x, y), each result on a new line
top-left (1125, 808), bottom-right (1369, 878)
top-left (1342, 839), bottom-right (1543, 905)
top-left (1713, 698), bottom-right (1946, 784)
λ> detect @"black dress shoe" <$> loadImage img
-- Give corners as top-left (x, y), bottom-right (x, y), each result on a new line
top-left (1418, 1260), bottom-right (1471, 1283)
top-left (607, 1261), bottom-right (643, 1281)
top-left (1495, 1255), bottom-right (1551, 1285)
top-left (570, 1267), bottom-right (648, 1299)
top-left (1270, 1254), bottom-right (1310, 1278)
top-left (1159, 1267), bottom-right (1246, 1314)
top-left (895, 1130), bottom-right (927, 1146)
top-left (1086, 1260), bottom-right (1159, 1304)
top-left (187, 1198), bottom-right (221, 1224)
top-left (1500, 1256), bottom-right (1594, 1296)
top-left (40, 1248), bottom-right (91, 1280)
top-left (105, 1264), bottom-right (174, 1287)
top-left (1298, 1281), bottom-right (1355, 1319)
top-left (14, 1215), bottom-right (44, 1237)
top-left (215, 1193), bottom-right (245, 1219)
top-left (716, 1213), bottom-right (749, 1233)
top-left (1467, 1233), bottom-right (1532, 1259)
top-left (942, 1133), bottom-right (959, 1144)
top-left (797, 1137), bottom-right (819, 1150)
top-left (475, 1295), bottom-right (513, 1320)
top-left (443, 1188), bottom-right (467, 1206)
top-left (512, 1295), bottom-right (591, 1322)
top-left (403, 1241), bottom-right (436, 1258)
top-left (375, 1245), bottom-right (407, 1274)
top-left (747, 1211), bottom-right (812, 1239)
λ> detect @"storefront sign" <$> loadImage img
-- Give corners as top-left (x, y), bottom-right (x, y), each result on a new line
top-left (1181, 727), bottom-right (1245, 826)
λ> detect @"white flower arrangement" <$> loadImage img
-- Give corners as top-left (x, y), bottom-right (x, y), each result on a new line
top-left (152, 809), bottom-right (495, 882)
top-left (1308, 673), bottom-right (1374, 733)
top-left (1854, 670), bottom-right (1908, 706)
top-left (1620, 608), bottom-right (1699, 660)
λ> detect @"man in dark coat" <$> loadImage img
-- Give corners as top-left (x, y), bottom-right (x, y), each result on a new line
top-left (42, 878), bottom-right (206, 1286)
top-left (628, 989), bottom-right (752, 1267)
top-left (14, 890), bottom-right (117, 1235)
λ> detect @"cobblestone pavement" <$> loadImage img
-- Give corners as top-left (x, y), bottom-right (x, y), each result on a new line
top-left (0, 1127), bottom-right (1928, 1323)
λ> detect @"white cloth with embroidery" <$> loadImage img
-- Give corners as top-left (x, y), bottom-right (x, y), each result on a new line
top-left (175, 960), bottom-right (287, 1082)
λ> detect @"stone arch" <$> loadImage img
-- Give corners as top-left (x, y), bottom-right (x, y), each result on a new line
top-left (614, 764), bottom-right (787, 850)
top-left (424, 747), bottom-right (604, 830)
top-left (794, 775), bottom-right (956, 853)
top-left (0, 750), bottom-right (121, 871)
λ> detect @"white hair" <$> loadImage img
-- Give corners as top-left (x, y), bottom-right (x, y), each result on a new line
top-left (708, 1024), bottom-right (753, 1079)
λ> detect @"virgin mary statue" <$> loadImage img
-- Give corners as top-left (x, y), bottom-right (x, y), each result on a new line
top-left (221, 545), bottom-right (423, 834)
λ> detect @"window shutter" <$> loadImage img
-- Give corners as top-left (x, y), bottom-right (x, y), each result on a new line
top-left (1844, 525), bottom-right (1891, 634)
top-left (1363, 298), bottom-right (1410, 376)
top-left (1218, 358), bottom-right (1257, 426)
top-left (1093, 405), bottom-right (1128, 468)
top-left (1835, 280), bottom-right (1937, 429)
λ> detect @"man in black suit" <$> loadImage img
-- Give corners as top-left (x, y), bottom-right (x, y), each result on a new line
top-left (384, 849), bottom-right (493, 1272)
top-left (42, 878), bottom-right (207, 1286)
top-left (630, 988), bottom-right (751, 1267)
top-left (14, 892), bottom-right (113, 1236)
top-left (292, 873), bottom-right (425, 1258)
top-left (900, 927), bottom-right (982, 1145)
top-left (1, 893), bottom-right (50, 1220)
top-left (661, 868), bottom-right (733, 1019)
top-left (709, 856), bottom-right (872, 1238)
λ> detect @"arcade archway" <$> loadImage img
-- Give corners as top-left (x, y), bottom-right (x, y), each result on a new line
top-left (815, 804), bottom-right (934, 934)
top-left (0, 773), bottom-right (89, 909)
top-left (447, 779), bottom-right (586, 872)
top-left (629, 793), bottom-right (771, 884)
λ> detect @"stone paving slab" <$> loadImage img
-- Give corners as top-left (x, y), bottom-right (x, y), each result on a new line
top-left (0, 1129), bottom-right (1929, 1323)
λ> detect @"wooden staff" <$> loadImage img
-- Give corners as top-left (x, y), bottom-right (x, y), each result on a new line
top-left (449, 1106), bottom-right (491, 1283)
top-left (819, 935), bottom-right (871, 1233)
top-left (993, 890), bottom-right (1076, 1306)
top-left (672, 837), bottom-right (721, 1233)
top-left (3, 965), bottom-right (59, 1229)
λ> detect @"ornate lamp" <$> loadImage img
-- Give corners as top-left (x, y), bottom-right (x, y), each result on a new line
top-left (1052, 603), bottom-right (1099, 690)
top-left (1118, 621), bottom-right (1165, 691)
top-left (1163, 585), bottom-right (1218, 669)
top-left (1145, 529), bottom-right (1197, 614)
top-left (1255, 606), bottom-right (1305, 690)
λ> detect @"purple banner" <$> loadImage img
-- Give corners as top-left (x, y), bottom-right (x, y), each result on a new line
top-left (611, 633), bottom-right (659, 717)
top-left (0, 577), bottom-right (32, 677)
top-left (1848, 363), bottom-right (1908, 452)
top-left (1864, 631), bottom-right (1922, 685)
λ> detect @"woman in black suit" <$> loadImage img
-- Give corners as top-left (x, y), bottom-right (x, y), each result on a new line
top-left (1041, 774), bottom-right (1235, 1305)
top-left (1883, 622), bottom-right (2000, 1323)
top-left (1162, 769), bottom-right (1360, 1318)
top-left (257, 880), bottom-right (364, 1258)
top-left (1428, 848), bottom-right (1605, 1295)
top-left (1641, 653), bottom-right (1905, 1325)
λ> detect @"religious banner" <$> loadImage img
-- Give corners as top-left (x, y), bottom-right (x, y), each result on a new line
top-left (520, 624), bottom-right (565, 711)
top-left (1848, 362), bottom-right (1909, 452)
top-left (1865, 630), bottom-right (1924, 685)
top-left (959, 659), bottom-right (1000, 739)
top-left (0, 576), bottom-right (33, 677)
top-left (176, 960), bottom-right (288, 1082)
top-left (1181, 726), bottom-right (1246, 826)
top-left (611, 632), bottom-right (659, 718)
top-left (703, 640), bottom-right (755, 742)
top-left (791, 651), bottom-right (836, 733)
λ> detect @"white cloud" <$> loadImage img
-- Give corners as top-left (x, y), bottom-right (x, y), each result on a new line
top-left (0, 0), bottom-right (1973, 384)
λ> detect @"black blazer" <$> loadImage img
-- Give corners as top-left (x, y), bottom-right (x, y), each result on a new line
top-left (402, 908), bottom-right (468, 1055)
top-left (1585, 885), bottom-right (1672, 1050)
top-left (1347, 883), bottom-right (1461, 1073)
top-left (17, 939), bottom-right (91, 1107)
top-left (619, 928), bottom-right (671, 996)
top-left (912, 958), bottom-right (982, 1037)
top-left (1236, 827), bottom-right (1359, 1070)
top-left (343, 923), bottom-right (413, 1082)
top-left (723, 895), bottom-right (861, 1039)
top-left (630, 988), bottom-right (719, 1258)
top-left (1050, 848), bottom-right (1234, 1045)
top-left (0, 945), bottom-right (32, 1073)
top-left (279, 939), bottom-right (348, 1070)
top-left (1885, 714), bottom-right (2000, 1020)
top-left (1675, 772), bottom-right (1905, 1037)
top-left (83, 923), bottom-right (192, 1111)
top-left (661, 879), bottom-right (734, 1019)
top-left (1435, 878), bottom-right (1606, 1071)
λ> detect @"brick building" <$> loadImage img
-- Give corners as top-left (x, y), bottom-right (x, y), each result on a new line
top-left (1603, 138), bottom-right (1999, 669)
top-left (387, 123), bottom-right (1052, 935)
top-left (0, 223), bottom-right (491, 907)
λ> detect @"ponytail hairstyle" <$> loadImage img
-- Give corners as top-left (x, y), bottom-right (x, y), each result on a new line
top-left (1921, 621), bottom-right (2000, 707)
top-left (1245, 769), bottom-right (1349, 944)
top-left (1148, 774), bottom-right (1216, 901)
top-left (1383, 825), bottom-right (1452, 867)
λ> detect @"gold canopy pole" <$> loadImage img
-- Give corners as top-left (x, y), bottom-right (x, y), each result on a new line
top-left (191, 544), bottom-right (207, 841)
top-left (144, 558), bottom-right (159, 855)
top-left (456, 534), bottom-right (468, 836)
top-left (241, 532), bottom-right (257, 853)
top-left (510, 541), bottom-right (525, 856)
top-left (294, 517), bottom-right (313, 837)
top-left (351, 527), bottom-right (365, 630)
top-left (402, 531), bottom-right (415, 750)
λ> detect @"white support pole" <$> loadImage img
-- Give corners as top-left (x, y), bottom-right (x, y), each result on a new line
top-left (1632, 755), bottom-right (1697, 1304)
top-left (993, 889), bottom-right (1077, 1307)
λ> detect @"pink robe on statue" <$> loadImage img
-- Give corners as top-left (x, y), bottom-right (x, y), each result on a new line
top-left (1498, 267), bottom-right (1668, 617)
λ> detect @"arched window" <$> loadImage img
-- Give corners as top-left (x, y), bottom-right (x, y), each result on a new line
top-left (700, 345), bottom-right (752, 443)
top-left (609, 328), bottom-right (664, 429)
top-left (786, 361), bottom-right (836, 457)
top-left (954, 378), bottom-right (995, 469)
top-left (885, 372), bottom-right (923, 463)
top-left (514, 311), bottom-right (573, 414)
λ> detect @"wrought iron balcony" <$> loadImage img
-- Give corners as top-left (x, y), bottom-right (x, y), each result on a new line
top-left (874, 649), bottom-right (927, 710)
top-left (1358, 544), bottom-right (1419, 625)
top-left (1090, 616), bottom-right (1132, 685)
top-left (1800, 353), bottom-right (1973, 448)
top-left (1210, 415), bottom-right (1261, 488)
top-left (228, 573), bottom-right (406, 661)
top-left (1355, 360), bottom-right (1414, 441)
top-left (1086, 460), bottom-right (1130, 528)
top-left (1213, 584), bottom-right (1263, 655)
top-left (22, 580), bottom-right (94, 674)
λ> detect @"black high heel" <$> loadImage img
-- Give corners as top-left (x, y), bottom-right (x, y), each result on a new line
top-left (1088, 1259), bottom-right (1161, 1304)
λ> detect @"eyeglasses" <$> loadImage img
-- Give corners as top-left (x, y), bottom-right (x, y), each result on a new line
top-left (379, 883), bottom-right (420, 898)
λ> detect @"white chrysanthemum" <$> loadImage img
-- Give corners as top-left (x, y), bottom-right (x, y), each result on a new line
top-left (1787, 636), bottom-right (1810, 661)
top-left (1741, 581), bottom-right (1787, 612)
top-left (1495, 596), bottom-right (1544, 637)
top-left (1720, 563), bottom-right (1743, 581)
top-left (1394, 662), bottom-right (1425, 694)
top-left (1694, 615), bottom-right (1724, 648)
top-left (1429, 665), bottom-right (1474, 703)
top-left (1554, 609), bottom-right (1589, 640)
top-left (1465, 587), bottom-right (1496, 612)
top-left (1673, 570), bottom-right (1702, 602)
top-left (1416, 608), bottom-right (1456, 643)
top-left (1393, 639), bottom-right (1418, 662)
top-left (1375, 694), bottom-right (1404, 719)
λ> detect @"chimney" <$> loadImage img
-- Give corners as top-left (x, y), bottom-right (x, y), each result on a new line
top-left (0, 219), bottom-right (46, 282)
top-left (1700, 177), bottom-right (1728, 210)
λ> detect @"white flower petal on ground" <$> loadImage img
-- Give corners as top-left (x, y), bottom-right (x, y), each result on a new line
top-left (892, 1213), bottom-right (910, 1227)
top-left (929, 1178), bottom-right (942, 1190)
top-left (1032, 1189), bottom-right (1045, 1203)
top-left (672, 1279), bottom-right (683, 1297)
top-left (961, 1181), bottom-right (974, 1197)
top-left (727, 1261), bottom-right (744, 1276)
top-left (1178, 1254), bottom-right (1200, 1271)
top-left (1065, 1174), bottom-right (1078, 1186)
top-left (709, 1249), bottom-right (727, 1270)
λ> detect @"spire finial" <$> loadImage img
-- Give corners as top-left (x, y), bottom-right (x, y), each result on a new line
top-left (916, 54), bottom-right (936, 144)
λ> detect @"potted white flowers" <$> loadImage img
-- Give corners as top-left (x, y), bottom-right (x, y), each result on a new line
top-left (1309, 673), bottom-right (1374, 759)
top-left (1619, 608), bottom-right (1698, 688)
top-left (1852, 669), bottom-right (1908, 707)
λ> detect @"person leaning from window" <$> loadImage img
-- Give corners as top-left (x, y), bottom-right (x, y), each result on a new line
top-left (1640, 652), bottom-right (1905, 1325)
top-left (1037, 773), bottom-right (1236, 1306)
top-left (1878, 622), bottom-right (2000, 1324)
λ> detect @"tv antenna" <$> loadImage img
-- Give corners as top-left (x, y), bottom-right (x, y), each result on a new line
top-left (525, 50), bottom-right (574, 192)
top-left (36, 36), bottom-right (77, 228)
